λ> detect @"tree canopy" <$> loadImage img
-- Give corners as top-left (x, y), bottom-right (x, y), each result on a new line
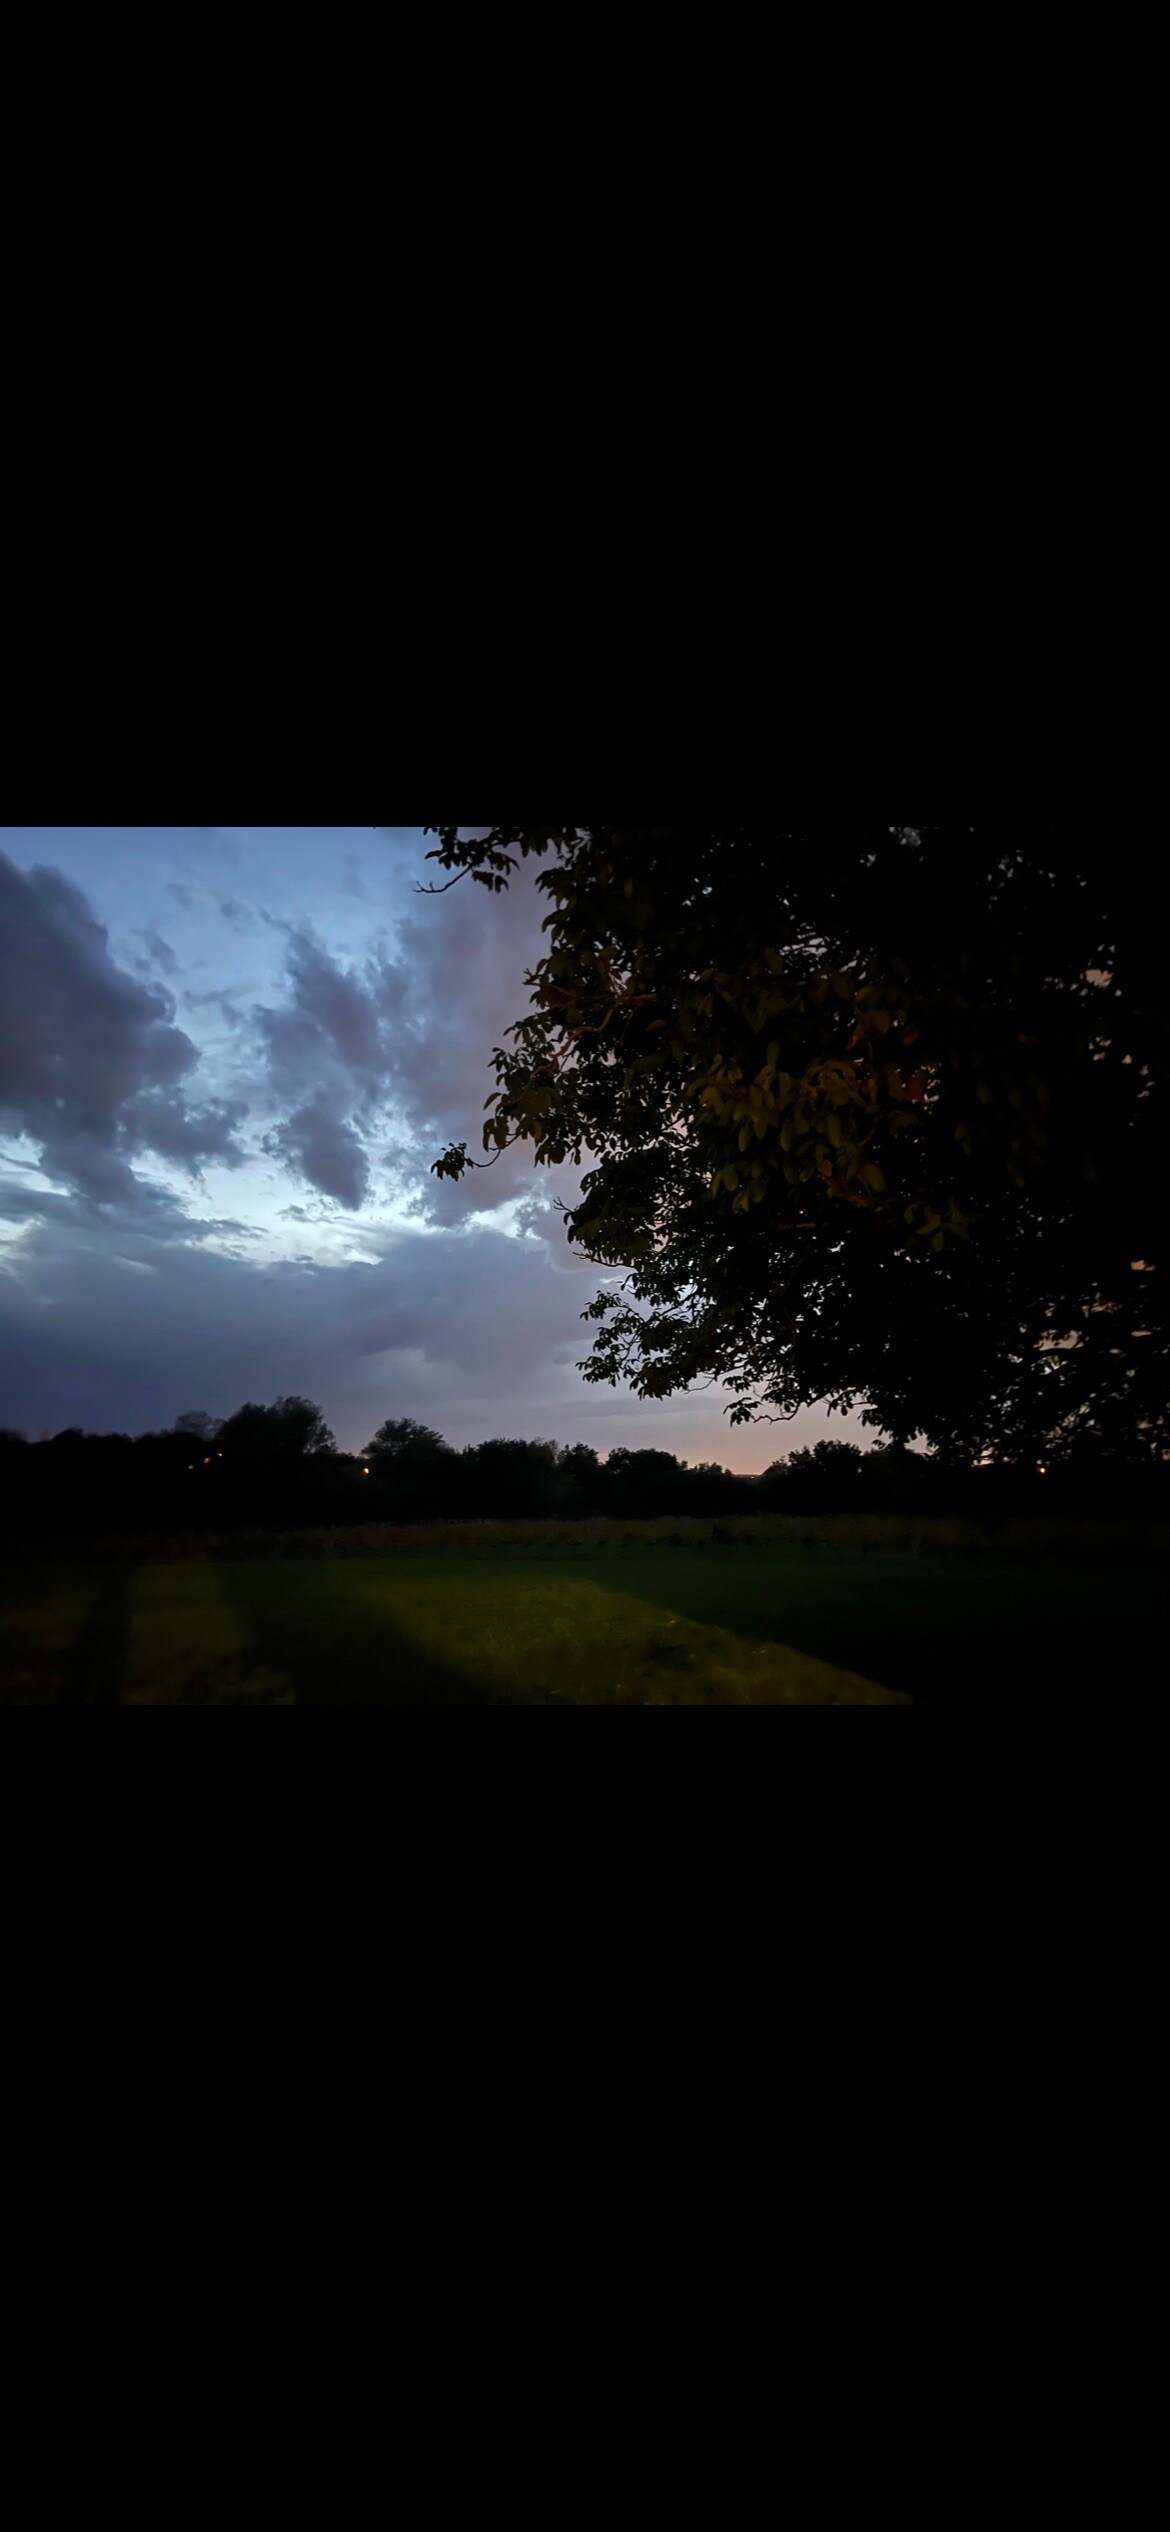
top-left (217, 1396), bottom-right (335, 1461)
top-left (424, 826), bottom-right (1167, 1462)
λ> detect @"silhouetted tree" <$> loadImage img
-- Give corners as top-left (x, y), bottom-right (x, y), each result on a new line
top-left (174, 1409), bottom-right (222, 1443)
top-left (363, 1417), bottom-right (457, 1518)
top-left (423, 826), bottom-right (1168, 1466)
top-left (218, 1397), bottom-right (335, 1462)
top-left (457, 1437), bottom-right (562, 1519)
top-left (5, 1398), bottom-right (1166, 1542)
top-left (558, 1442), bottom-right (608, 1513)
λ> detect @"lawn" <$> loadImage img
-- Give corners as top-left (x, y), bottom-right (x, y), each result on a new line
top-left (2, 1519), bottom-right (1164, 1705)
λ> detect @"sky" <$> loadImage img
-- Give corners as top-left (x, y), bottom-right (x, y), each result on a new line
top-left (0, 827), bottom-right (862, 1467)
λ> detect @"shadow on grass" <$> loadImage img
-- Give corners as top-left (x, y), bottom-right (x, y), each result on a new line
top-left (215, 1561), bottom-right (495, 1706)
top-left (570, 1546), bottom-right (1161, 1707)
top-left (63, 1564), bottom-right (136, 1707)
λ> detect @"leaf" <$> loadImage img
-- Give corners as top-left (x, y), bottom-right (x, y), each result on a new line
top-left (861, 1163), bottom-right (886, 1193)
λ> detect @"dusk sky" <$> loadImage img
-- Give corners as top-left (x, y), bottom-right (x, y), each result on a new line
top-left (0, 828), bottom-right (860, 1464)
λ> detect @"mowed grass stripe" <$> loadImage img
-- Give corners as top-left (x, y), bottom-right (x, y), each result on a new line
top-left (10, 1526), bottom-right (1157, 1703)
top-left (215, 1561), bottom-right (902, 1705)
top-left (123, 1562), bottom-right (295, 1705)
top-left (0, 1571), bottom-right (104, 1706)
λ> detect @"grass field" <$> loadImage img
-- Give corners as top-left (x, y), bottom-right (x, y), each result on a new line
top-left (2, 1517), bottom-right (1164, 1705)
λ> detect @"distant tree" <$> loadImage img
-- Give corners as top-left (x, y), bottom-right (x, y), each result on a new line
top-left (0, 1429), bottom-right (29, 1522)
top-left (460, 1437), bottom-right (562, 1518)
top-left (605, 1447), bottom-right (689, 1516)
top-left (784, 1441), bottom-right (867, 1508)
top-left (558, 1442), bottom-right (608, 1510)
top-left (218, 1397), bottom-right (335, 1460)
top-left (362, 1417), bottom-right (457, 1518)
top-left (174, 1410), bottom-right (221, 1443)
top-left (422, 826), bottom-right (1168, 1465)
top-left (364, 1418), bottom-right (451, 1470)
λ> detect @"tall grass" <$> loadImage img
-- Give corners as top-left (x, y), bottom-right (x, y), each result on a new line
top-left (59, 1512), bottom-right (1168, 1565)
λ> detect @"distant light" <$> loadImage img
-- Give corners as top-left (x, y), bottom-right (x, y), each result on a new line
top-left (363, 1466), bottom-right (370, 1475)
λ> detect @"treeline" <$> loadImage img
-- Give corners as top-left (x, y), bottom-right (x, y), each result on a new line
top-left (0, 1403), bottom-right (1166, 1538)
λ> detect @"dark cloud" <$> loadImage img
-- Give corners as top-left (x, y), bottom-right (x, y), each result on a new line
top-left (280, 931), bottom-right (387, 1079)
top-left (134, 927), bottom-right (179, 976)
top-left (0, 1193), bottom-right (851, 1465)
top-left (121, 1090), bottom-right (249, 1175)
top-left (264, 1102), bottom-right (369, 1209)
top-left (183, 985), bottom-right (252, 1028)
top-left (0, 1174), bottom-right (257, 1247)
top-left (0, 851), bottom-right (247, 1206)
top-left (253, 867), bottom-right (552, 1214)
top-left (255, 930), bottom-right (391, 1208)
top-left (0, 1203), bottom-right (604, 1444)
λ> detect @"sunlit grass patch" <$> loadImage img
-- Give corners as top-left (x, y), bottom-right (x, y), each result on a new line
top-left (374, 1571), bottom-right (902, 1705)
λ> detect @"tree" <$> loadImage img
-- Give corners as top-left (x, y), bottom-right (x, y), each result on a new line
top-left (363, 1417), bottom-right (451, 1470)
top-left (459, 1437), bottom-right (562, 1518)
top-left (174, 1410), bottom-right (221, 1444)
top-left (218, 1396), bottom-right (335, 1461)
top-left (421, 826), bottom-right (1168, 1463)
top-left (778, 1441), bottom-right (867, 1510)
top-left (558, 1442), bottom-right (607, 1510)
top-left (363, 1417), bottom-right (457, 1517)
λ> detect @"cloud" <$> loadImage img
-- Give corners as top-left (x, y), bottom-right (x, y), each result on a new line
top-left (252, 862), bottom-right (553, 1215)
top-left (183, 985), bottom-right (253, 1027)
top-left (0, 1202), bottom-right (597, 1442)
top-left (265, 1102), bottom-right (369, 1209)
top-left (0, 1193), bottom-right (855, 1466)
top-left (0, 829), bottom-right (868, 1469)
top-left (0, 850), bottom-right (248, 1207)
top-left (134, 927), bottom-right (179, 976)
top-left (255, 935), bottom-right (382, 1208)
top-left (121, 1090), bottom-right (249, 1175)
